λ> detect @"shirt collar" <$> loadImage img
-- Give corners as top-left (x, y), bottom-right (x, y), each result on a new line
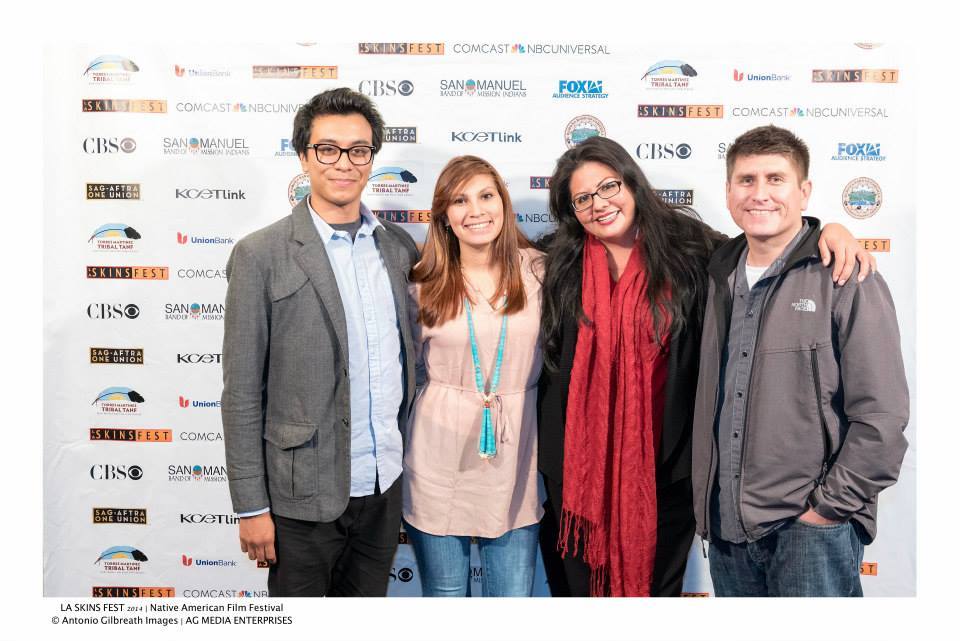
top-left (736, 219), bottom-right (810, 288)
top-left (306, 197), bottom-right (382, 244)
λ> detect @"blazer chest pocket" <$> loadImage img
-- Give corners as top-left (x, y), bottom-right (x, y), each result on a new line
top-left (264, 420), bottom-right (319, 499)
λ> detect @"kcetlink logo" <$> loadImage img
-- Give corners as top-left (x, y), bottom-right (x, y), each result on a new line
top-left (179, 396), bottom-right (221, 409)
top-left (732, 69), bottom-right (791, 82)
top-left (552, 80), bottom-right (608, 99)
top-left (450, 131), bottom-right (522, 143)
top-left (175, 188), bottom-right (246, 200)
top-left (180, 513), bottom-right (239, 525)
top-left (832, 143), bottom-right (886, 162)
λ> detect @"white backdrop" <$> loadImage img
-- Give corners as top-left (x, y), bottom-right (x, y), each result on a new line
top-left (43, 41), bottom-right (915, 597)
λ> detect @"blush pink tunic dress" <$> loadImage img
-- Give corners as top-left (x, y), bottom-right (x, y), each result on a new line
top-left (402, 248), bottom-right (545, 538)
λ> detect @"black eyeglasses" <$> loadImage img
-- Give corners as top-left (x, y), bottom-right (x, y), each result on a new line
top-left (571, 180), bottom-right (622, 212)
top-left (306, 143), bottom-right (376, 166)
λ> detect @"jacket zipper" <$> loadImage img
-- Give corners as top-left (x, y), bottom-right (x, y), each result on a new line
top-left (700, 283), bottom-right (726, 547)
top-left (809, 346), bottom-right (833, 484)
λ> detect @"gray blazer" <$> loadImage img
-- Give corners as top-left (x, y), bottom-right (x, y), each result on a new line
top-left (221, 199), bottom-right (419, 522)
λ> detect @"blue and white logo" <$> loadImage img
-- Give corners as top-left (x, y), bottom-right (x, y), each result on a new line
top-left (553, 80), bottom-right (608, 99)
top-left (832, 143), bottom-right (886, 162)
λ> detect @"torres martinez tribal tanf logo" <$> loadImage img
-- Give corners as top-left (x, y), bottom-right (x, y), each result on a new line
top-left (89, 223), bottom-right (141, 251)
top-left (641, 60), bottom-right (697, 89)
top-left (92, 386), bottom-right (145, 414)
top-left (95, 546), bottom-right (148, 573)
top-left (83, 55), bottom-right (139, 83)
top-left (367, 167), bottom-right (418, 195)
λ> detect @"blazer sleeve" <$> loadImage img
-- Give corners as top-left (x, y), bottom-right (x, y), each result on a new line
top-left (221, 241), bottom-right (273, 514)
top-left (808, 269), bottom-right (910, 522)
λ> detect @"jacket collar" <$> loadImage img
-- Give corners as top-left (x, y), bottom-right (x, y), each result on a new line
top-left (708, 216), bottom-right (822, 280)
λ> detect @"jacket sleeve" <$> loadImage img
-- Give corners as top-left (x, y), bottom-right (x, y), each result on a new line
top-left (808, 269), bottom-right (909, 521)
top-left (221, 241), bottom-right (272, 514)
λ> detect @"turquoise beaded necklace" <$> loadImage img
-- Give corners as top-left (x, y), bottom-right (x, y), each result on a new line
top-left (464, 295), bottom-right (507, 459)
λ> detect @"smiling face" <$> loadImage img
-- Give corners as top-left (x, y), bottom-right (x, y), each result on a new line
top-left (568, 161), bottom-right (637, 246)
top-left (444, 172), bottom-right (505, 253)
top-left (726, 153), bottom-right (811, 247)
top-left (298, 112), bottom-right (374, 216)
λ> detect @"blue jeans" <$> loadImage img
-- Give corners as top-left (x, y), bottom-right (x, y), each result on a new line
top-left (404, 520), bottom-right (539, 597)
top-left (708, 518), bottom-right (865, 597)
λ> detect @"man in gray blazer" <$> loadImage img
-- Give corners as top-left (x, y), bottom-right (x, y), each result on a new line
top-left (221, 88), bottom-right (419, 596)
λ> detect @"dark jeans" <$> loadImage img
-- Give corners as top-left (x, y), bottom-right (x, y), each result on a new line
top-left (267, 478), bottom-right (402, 597)
top-left (539, 475), bottom-right (695, 596)
top-left (708, 518), bottom-right (865, 597)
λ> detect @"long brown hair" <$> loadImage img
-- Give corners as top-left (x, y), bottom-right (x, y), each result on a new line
top-left (412, 155), bottom-right (532, 327)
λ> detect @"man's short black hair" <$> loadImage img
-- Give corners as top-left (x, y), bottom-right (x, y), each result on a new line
top-left (726, 124), bottom-right (810, 183)
top-left (291, 87), bottom-right (386, 159)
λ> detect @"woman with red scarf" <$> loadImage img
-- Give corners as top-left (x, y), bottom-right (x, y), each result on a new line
top-left (537, 137), bottom-right (873, 596)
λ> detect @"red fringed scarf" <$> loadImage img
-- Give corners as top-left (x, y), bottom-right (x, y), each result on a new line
top-left (560, 233), bottom-right (670, 597)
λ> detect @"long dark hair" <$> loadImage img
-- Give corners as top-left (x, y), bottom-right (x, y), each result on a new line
top-left (540, 136), bottom-right (719, 371)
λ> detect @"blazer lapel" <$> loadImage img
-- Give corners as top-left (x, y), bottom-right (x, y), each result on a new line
top-left (290, 200), bottom-right (349, 359)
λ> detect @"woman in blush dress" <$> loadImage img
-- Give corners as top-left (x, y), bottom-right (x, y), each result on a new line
top-left (402, 155), bottom-right (545, 597)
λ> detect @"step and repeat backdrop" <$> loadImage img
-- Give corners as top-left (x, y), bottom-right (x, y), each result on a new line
top-left (43, 41), bottom-right (915, 598)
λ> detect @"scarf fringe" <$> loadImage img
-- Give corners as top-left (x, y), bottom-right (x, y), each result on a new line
top-left (558, 508), bottom-right (609, 597)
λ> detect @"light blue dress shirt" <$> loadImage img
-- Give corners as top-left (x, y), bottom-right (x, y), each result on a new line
top-left (237, 200), bottom-right (404, 517)
top-left (309, 199), bottom-right (404, 497)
